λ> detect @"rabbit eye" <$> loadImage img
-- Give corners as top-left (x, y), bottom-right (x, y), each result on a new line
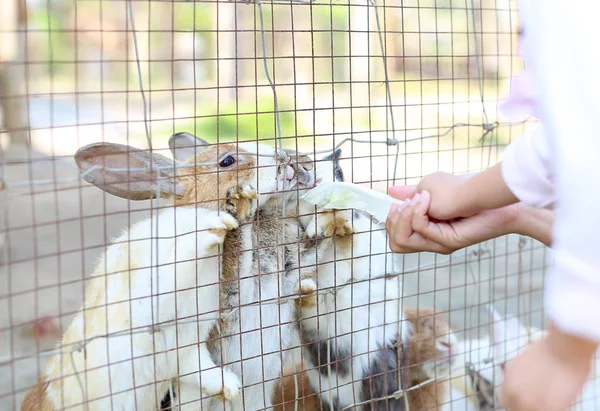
top-left (219, 155), bottom-right (236, 168)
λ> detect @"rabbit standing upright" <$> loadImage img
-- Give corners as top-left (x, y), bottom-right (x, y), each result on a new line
top-left (21, 133), bottom-right (319, 411)
top-left (292, 149), bottom-right (407, 410)
top-left (20, 138), bottom-right (243, 411)
top-left (162, 133), bottom-right (324, 411)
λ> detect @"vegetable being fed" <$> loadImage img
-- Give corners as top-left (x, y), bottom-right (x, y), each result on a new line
top-left (300, 181), bottom-right (404, 225)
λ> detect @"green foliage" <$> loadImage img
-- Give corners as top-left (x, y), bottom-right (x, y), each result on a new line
top-left (172, 3), bottom-right (214, 32)
top-left (150, 100), bottom-right (310, 146)
top-left (29, 5), bottom-right (72, 76)
top-left (313, 4), bottom-right (350, 82)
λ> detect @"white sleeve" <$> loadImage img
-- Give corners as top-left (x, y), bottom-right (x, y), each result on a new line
top-left (530, 0), bottom-right (600, 342)
top-left (501, 124), bottom-right (555, 209)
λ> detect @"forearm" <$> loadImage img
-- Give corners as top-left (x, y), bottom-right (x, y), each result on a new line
top-left (512, 204), bottom-right (554, 247)
top-left (457, 163), bottom-right (519, 217)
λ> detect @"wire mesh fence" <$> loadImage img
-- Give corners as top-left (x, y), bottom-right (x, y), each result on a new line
top-left (0, 0), bottom-right (570, 409)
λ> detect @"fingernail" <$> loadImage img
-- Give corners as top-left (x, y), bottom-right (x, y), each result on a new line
top-left (409, 193), bottom-right (421, 206)
top-left (390, 203), bottom-right (399, 214)
top-left (396, 202), bottom-right (407, 213)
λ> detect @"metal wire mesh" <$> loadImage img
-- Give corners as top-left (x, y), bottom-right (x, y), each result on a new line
top-left (0, 0), bottom-right (561, 410)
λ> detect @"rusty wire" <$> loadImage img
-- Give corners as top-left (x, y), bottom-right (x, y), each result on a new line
top-left (0, 0), bottom-right (537, 409)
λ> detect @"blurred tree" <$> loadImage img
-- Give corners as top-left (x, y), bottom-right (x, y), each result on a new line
top-left (0, 0), bottom-right (30, 146)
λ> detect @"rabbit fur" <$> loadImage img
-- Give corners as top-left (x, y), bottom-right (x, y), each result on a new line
top-left (461, 308), bottom-right (600, 411)
top-left (21, 205), bottom-right (241, 411)
top-left (271, 307), bottom-right (466, 411)
top-left (291, 150), bottom-right (408, 410)
top-left (21, 133), bottom-right (320, 411)
top-left (163, 133), bottom-right (333, 411)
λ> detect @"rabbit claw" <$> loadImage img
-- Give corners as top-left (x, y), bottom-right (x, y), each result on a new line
top-left (206, 213), bottom-right (239, 247)
top-left (225, 185), bottom-right (258, 221)
top-left (304, 209), bottom-right (354, 239)
top-left (201, 368), bottom-right (242, 401)
top-left (294, 278), bottom-right (318, 309)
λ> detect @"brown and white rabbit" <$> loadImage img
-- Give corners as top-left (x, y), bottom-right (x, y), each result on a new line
top-left (402, 307), bottom-right (469, 411)
top-left (461, 308), bottom-right (600, 411)
top-left (162, 133), bottom-right (328, 411)
top-left (291, 149), bottom-right (405, 410)
top-left (271, 307), bottom-right (462, 411)
top-left (21, 203), bottom-right (240, 411)
top-left (21, 133), bottom-right (316, 411)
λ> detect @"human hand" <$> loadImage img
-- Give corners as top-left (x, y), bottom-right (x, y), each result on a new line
top-left (500, 323), bottom-right (597, 411)
top-left (396, 164), bottom-right (519, 222)
top-left (411, 171), bottom-right (473, 220)
top-left (385, 187), bottom-right (521, 254)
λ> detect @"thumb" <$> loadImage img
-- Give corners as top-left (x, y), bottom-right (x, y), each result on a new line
top-left (388, 185), bottom-right (417, 200)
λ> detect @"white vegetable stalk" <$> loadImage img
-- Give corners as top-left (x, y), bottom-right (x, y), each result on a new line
top-left (300, 181), bottom-right (404, 225)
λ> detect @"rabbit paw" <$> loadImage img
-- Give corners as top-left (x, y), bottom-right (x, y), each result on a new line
top-left (304, 209), bottom-right (354, 239)
top-left (225, 184), bottom-right (259, 221)
top-left (294, 278), bottom-right (318, 309)
top-left (206, 213), bottom-right (239, 248)
top-left (201, 368), bottom-right (242, 401)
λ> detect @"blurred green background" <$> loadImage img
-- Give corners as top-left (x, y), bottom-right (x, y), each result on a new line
top-left (2, 0), bottom-right (527, 160)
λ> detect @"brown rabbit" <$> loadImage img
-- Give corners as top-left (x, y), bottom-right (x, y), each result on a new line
top-left (401, 307), bottom-right (458, 411)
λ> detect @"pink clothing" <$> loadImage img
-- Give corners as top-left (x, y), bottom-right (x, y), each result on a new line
top-left (499, 27), bottom-right (540, 121)
top-left (500, 0), bottom-right (600, 342)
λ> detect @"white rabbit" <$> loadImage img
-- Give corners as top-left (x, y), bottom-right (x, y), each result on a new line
top-left (460, 308), bottom-right (600, 411)
top-left (21, 203), bottom-right (240, 411)
top-left (291, 149), bottom-right (405, 410)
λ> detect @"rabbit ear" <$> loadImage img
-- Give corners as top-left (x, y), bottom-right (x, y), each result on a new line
top-left (321, 148), bottom-right (342, 161)
top-left (74, 143), bottom-right (185, 201)
top-left (168, 132), bottom-right (210, 163)
top-left (321, 148), bottom-right (344, 182)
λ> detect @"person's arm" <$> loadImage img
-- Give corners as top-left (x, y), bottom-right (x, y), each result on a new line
top-left (386, 190), bottom-right (553, 254)
top-left (401, 126), bottom-right (553, 222)
top-left (513, 204), bottom-right (554, 247)
top-left (454, 163), bottom-right (520, 216)
top-left (412, 164), bottom-right (520, 221)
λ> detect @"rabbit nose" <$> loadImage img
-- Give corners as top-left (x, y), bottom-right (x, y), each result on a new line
top-left (285, 165), bottom-right (295, 180)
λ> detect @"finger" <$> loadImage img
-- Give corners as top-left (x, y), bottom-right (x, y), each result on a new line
top-left (394, 202), bottom-right (454, 254)
top-left (388, 185), bottom-right (417, 200)
top-left (411, 191), bottom-right (441, 239)
top-left (386, 208), bottom-right (412, 253)
top-left (409, 192), bottom-right (458, 254)
top-left (386, 214), bottom-right (407, 253)
top-left (385, 207), bottom-right (399, 243)
top-left (387, 205), bottom-right (427, 253)
top-left (395, 199), bottom-right (418, 242)
top-left (388, 203), bottom-right (399, 217)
